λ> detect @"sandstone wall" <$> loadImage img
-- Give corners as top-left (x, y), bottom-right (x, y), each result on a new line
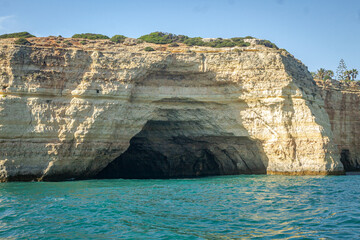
top-left (316, 79), bottom-right (360, 170)
top-left (0, 38), bottom-right (343, 181)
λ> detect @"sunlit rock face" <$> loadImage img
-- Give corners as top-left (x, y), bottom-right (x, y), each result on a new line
top-left (316, 80), bottom-right (360, 171)
top-left (0, 38), bottom-right (343, 181)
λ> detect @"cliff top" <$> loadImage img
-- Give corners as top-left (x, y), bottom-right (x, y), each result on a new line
top-left (315, 79), bottom-right (360, 92)
top-left (0, 36), bottom-right (286, 55)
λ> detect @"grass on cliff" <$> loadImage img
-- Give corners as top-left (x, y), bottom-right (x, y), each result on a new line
top-left (138, 32), bottom-right (253, 48)
top-left (72, 33), bottom-right (110, 40)
top-left (0, 32), bottom-right (35, 39)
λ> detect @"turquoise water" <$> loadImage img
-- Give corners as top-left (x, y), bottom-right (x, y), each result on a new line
top-left (0, 175), bottom-right (359, 239)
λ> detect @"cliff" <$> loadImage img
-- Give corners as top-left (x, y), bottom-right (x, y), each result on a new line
top-left (316, 79), bottom-right (360, 171)
top-left (0, 37), bottom-right (343, 181)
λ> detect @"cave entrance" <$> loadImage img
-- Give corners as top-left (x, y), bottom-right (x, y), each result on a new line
top-left (95, 120), bottom-right (267, 179)
top-left (340, 149), bottom-right (352, 171)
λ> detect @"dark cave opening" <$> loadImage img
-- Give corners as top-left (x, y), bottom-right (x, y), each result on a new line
top-left (340, 149), bottom-right (351, 171)
top-left (95, 120), bottom-right (267, 179)
top-left (340, 149), bottom-right (360, 172)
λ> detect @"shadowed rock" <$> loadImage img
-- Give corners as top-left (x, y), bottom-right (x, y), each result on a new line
top-left (95, 120), bottom-right (266, 179)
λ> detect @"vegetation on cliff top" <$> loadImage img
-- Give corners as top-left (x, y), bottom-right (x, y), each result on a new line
top-left (72, 33), bottom-right (110, 40)
top-left (258, 40), bottom-right (278, 49)
top-left (312, 59), bottom-right (358, 81)
top-left (312, 68), bottom-right (334, 81)
top-left (110, 35), bottom-right (127, 43)
top-left (1, 31), bottom-right (278, 49)
top-left (139, 32), bottom-right (189, 44)
top-left (344, 69), bottom-right (359, 81)
top-left (138, 32), bottom-right (255, 48)
top-left (184, 37), bottom-right (242, 48)
top-left (0, 32), bottom-right (35, 39)
top-left (144, 46), bottom-right (155, 51)
top-left (14, 38), bottom-right (31, 45)
top-left (169, 42), bottom-right (179, 47)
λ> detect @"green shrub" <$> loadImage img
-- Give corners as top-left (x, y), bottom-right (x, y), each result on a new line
top-left (231, 37), bottom-right (245, 42)
top-left (169, 42), bottom-right (179, 47)
top-left (259, 40), bottom-right (278, 49)
top-left (80, 40), bottom-right (87, 45)
top-left (14, 38), bottom-right (30, 45)
top-left (110, 35), bottom-right (127, 43)
top-left (183, 37), bottom-right (205, 46)
top-left (206, 39), bottom-right (237, 48)
top-left (237, 42), bottom-right (250, 47)
top-left (72, 33), bottom-right (109, 40)
top-left (0, 32), bottom-right (35, 39)
top-left (64, 40), bottom-right (72, 45)
top-left (324, 75), bottom-right (331, 81)
top-left (139, 32), bottom-right (189, 44)
top-left (231, 37), bottom-right (251, 47)
top-left (144, 47), bottom-right (155, 51)
top-left (184, 37), bottom-right (250, 48)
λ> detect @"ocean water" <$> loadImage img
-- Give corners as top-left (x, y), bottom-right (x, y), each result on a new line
top-left (0, 175), bottom-right (359, 239)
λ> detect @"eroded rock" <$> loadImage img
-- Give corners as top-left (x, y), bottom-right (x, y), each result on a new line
top-left (316, 79), bottom-right (360, 171)
top-left (0, 38), bottom-right (344, 181)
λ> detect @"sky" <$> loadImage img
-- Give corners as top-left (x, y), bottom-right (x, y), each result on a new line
top-left (0, 0), bottom-right (359, 72)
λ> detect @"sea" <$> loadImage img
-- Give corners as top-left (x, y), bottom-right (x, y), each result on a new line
top-left (0, 175), bottom-right (359, 239)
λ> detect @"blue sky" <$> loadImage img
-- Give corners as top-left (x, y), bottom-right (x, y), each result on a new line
top-left (0, 0), bottom-right (359, 72)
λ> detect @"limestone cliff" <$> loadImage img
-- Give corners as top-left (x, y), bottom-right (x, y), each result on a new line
top-left (0, 37), bottom-right (343, 181)
top-left (316, 79), bottom-right (360, 171)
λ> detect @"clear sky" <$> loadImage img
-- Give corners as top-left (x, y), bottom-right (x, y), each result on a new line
top-left (0, 0), bottom-right (359, 72)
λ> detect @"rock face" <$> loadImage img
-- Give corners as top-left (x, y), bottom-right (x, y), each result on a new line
top-left (0, 37), bottom-right (343, 181)
top-left (316, 80), bottom-right (360, 171)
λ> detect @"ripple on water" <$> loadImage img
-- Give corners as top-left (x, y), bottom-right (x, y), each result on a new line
top-left (0, 175), bottom-right (359, 239)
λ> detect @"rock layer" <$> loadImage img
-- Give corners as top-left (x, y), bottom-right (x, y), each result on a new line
top-left (316, 80), bottom-right (360, 171)
top-left (0, 37), bottom-right (343, 181)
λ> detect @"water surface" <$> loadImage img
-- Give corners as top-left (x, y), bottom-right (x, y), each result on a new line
top-left (0, 175), bottom-right (359, 239)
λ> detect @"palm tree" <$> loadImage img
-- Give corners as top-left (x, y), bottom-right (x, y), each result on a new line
top-left (325, 70), bottom-right (334, 78)
top-left (316, 68), bottom-right (326, 80)
top-left (323, 70), bottom-right (334, 80)
top-left (350, 69), bottom-right (358, 80)
top-left (344, 70), bottom-right (352, 81)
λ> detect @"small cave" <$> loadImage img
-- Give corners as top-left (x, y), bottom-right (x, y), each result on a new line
top-left (340, 149), bottom-right (359, 171)
top-left (340, 149), bottom-right (351, 171)
top-left (95, 120), bottom-right (267, 179)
